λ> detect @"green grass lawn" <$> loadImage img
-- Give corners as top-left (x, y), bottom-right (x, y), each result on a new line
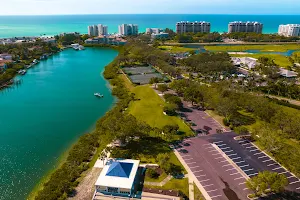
top-left (204, 44), bottom-right (300, 52)
top-left (129, 85), bottom-right (194, 138)
top-left (230, 53), bottom-right (292, 67)
top-left (194, 183), bottom-right (205, 200)
top-left (144, 171), bottom-right (168, 183)
top-left (158, 45), bottom-right (197, 53)
top-left (147, 178), bottom-right (189, 198)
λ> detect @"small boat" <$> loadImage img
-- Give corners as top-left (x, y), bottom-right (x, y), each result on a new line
top-left (18, 70), bottom-right (27, 75)
top-left (79, 45), bottom-right (85, 50)
top-left (94, 93), bottom-right (104, 98)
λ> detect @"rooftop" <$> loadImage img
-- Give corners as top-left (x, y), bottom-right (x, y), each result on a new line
top-left (95, 159), bottom-right (140, 189)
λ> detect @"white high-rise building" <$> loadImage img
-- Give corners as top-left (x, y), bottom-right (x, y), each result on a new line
top-left (278, 24), bottom-right (300, 37)
top-left (97, 24), bottom-right (108, 36)
top-left (118, 24), bottom-right (138, 36)
top-left (176, 21), bottom-right (211, 34)
top-left (228, 21), bottom-right (263, 33)
top-left (88, 25), bottom-right (100, 36)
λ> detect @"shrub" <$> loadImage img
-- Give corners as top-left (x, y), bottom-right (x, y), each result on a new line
top-left (146, 168), bottom-right (159, 179)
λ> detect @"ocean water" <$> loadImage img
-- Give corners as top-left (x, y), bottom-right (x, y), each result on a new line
top-left (0, 15), bottom-right (300, 38)
top-left (0, 48), bottom-right (118, 200)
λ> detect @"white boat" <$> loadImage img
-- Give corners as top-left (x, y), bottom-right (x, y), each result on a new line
top-left (79, 45), bottom-right (85, 50)
top-left (94, 93), bottom-right (104, 98)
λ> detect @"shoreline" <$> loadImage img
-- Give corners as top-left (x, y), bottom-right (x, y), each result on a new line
top-left (27, 46), bottom-right (120, 200)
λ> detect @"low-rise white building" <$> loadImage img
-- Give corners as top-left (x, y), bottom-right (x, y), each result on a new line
top-left (94, 159), bottom-right (140, 199)
top-left (231, 57), bottom-right (258, 70)
top-left (279, 68), bottom-right (298, 78)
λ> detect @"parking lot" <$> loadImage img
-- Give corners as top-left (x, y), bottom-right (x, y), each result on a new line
top-left (176, 137), bottom-right (250, 200)
top-left (208, 132), bottom-right (300, 193)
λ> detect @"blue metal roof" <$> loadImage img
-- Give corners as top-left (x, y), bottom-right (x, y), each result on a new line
top-left (106, 162), bottom-right (133, 178)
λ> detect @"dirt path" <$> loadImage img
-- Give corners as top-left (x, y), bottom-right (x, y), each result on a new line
top-left (68, 167), bottom-right (102, 200)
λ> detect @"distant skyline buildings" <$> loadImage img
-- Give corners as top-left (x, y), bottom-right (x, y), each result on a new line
top-left (118, 24), bottom-right (138, 36)
top-left (176, 21), bottom-right (211, 34)
top-left (278, 24), bottom-right (300, 37)
top-left (146, 28), bottom-right (163, 35)
top-left (228, 21), bottom-right (263, 33)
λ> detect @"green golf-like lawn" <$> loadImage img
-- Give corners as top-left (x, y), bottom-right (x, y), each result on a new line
top-left (128, 85), bottom-right (194, 137)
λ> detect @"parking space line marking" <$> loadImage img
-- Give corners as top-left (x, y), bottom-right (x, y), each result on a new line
top-left (193, 170), bottom-right (203, 173)
top-left (248, 173), bottom-right (258, 176)
top-left (272, 167), bottom-right (282, 170)
top-left (220, 147), bottom-right (230, 150)
top-left (210, 195), bottom-right (222, 199)
top-left (202, 184), bottom-right (214, 187)
top-left (267, 163), bottom-right (277, 166)
top-left (217, 144), bottom-right (226, 147)
top-left (230, 172), bottom-right (240, 175)
top-left (243, 188), bottom-right (249, 190)
top-left (222, 164), bottom-right (231, 167)
top-left (250, 149), bottom-right (259, 152)
top-left (208, 150), bottom-right (218, 152)
top-left (190, 166), bottom-right (200, 169)
top-left (246, 146), bottom-right (254, 149)
top-left (225, 168), bottom-right (236, 171)
top-left (287, 176), bottom-right (295, 179)
top-left (239, 165), bottom-right (249, 168)
top-left (239, 182), bottom-right (245, 185)
top-left (181, 154), bottom-right (191, 157)
top-left (254, 152), bottom-right (263, 155)
top-left (213, 141), bottom-right (223, 144)
top-left (278, 171), bottom-right (288, 174)
top-left (203, 144), bottom-right (211, 146)
top-left (235, 161), bottom-right (245, 164)
top-left (184, 158), bottom-right (193, 161)
top-left (186, 162), bottom-right (196, 165)
top-left (262, 159), bottom-right (273, 163)
top-left (228, 153), bottom-right (237, 156)
top-left (290, 180), bottom-right (300, 184)
top-left (196, 175), bottom-right (206, 177)
top-left (224, 150), bottom-right (233, 153)
top-left (296, 187), bottom-right (300, 190)
top-left (243, 169), bottom-right (254, 172)
top-left (212, 153), bottom-right (220, 155)
top-left (234, 177), bottom-right (244, 180)
top-left (219, 160), bottom-right (228, 163)
top-left (200, 179), bottom-right (210, 182)
top-left (231, 157), bottom-right (241, 160)
top-left (258, 155), bottom-right (268, 159)
top-left (214, 157), bottom-right (224, 160)
top-left (241, 143), bottom-right (250, 146)
top-left (206, 189), bottom-right (218, 193)
top-left (205, 147), bottom-right (215, 149)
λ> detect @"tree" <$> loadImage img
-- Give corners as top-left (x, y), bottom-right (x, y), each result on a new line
top-left (156, 153), bottom-right (170, 167)
top-left (157, 84), bottom-right (168, 93)
top-left (246, 171), bottom-right (288, 197)
top-left (149, 77), bottom-right (161, 88)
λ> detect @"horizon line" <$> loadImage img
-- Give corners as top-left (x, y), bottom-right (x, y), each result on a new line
top-left (1, 13), bottom-right (300, 16)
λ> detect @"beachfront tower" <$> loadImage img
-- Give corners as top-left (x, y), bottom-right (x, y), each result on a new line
top-left (118, 24), bottom-right (138, 36)
top-left (228, 21), bottom-right (263, 33)
top-left (278, 24), bottom-right (300, 37)
top-left (98, 24), bottom-right (108, 36)
top-left (176, 21), bottom-right (211, 34)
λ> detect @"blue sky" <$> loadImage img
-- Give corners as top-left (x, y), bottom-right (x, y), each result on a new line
top-left (1, 0), bottom-right (300, 15)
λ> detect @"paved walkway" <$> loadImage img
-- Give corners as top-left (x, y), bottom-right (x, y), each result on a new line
top-left (144, 175), bottom-right (173, 186)
top-left (188, 174), bottom-right (195, 200)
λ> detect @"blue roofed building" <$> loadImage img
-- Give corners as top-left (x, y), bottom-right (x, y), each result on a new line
top-left (94, 159), bottom-right (140, 199)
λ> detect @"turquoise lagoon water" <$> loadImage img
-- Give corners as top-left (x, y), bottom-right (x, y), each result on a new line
top-left (0, 15), bottom-right (300, 38)
top-left (0, 48), bottom-right (118, 200)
